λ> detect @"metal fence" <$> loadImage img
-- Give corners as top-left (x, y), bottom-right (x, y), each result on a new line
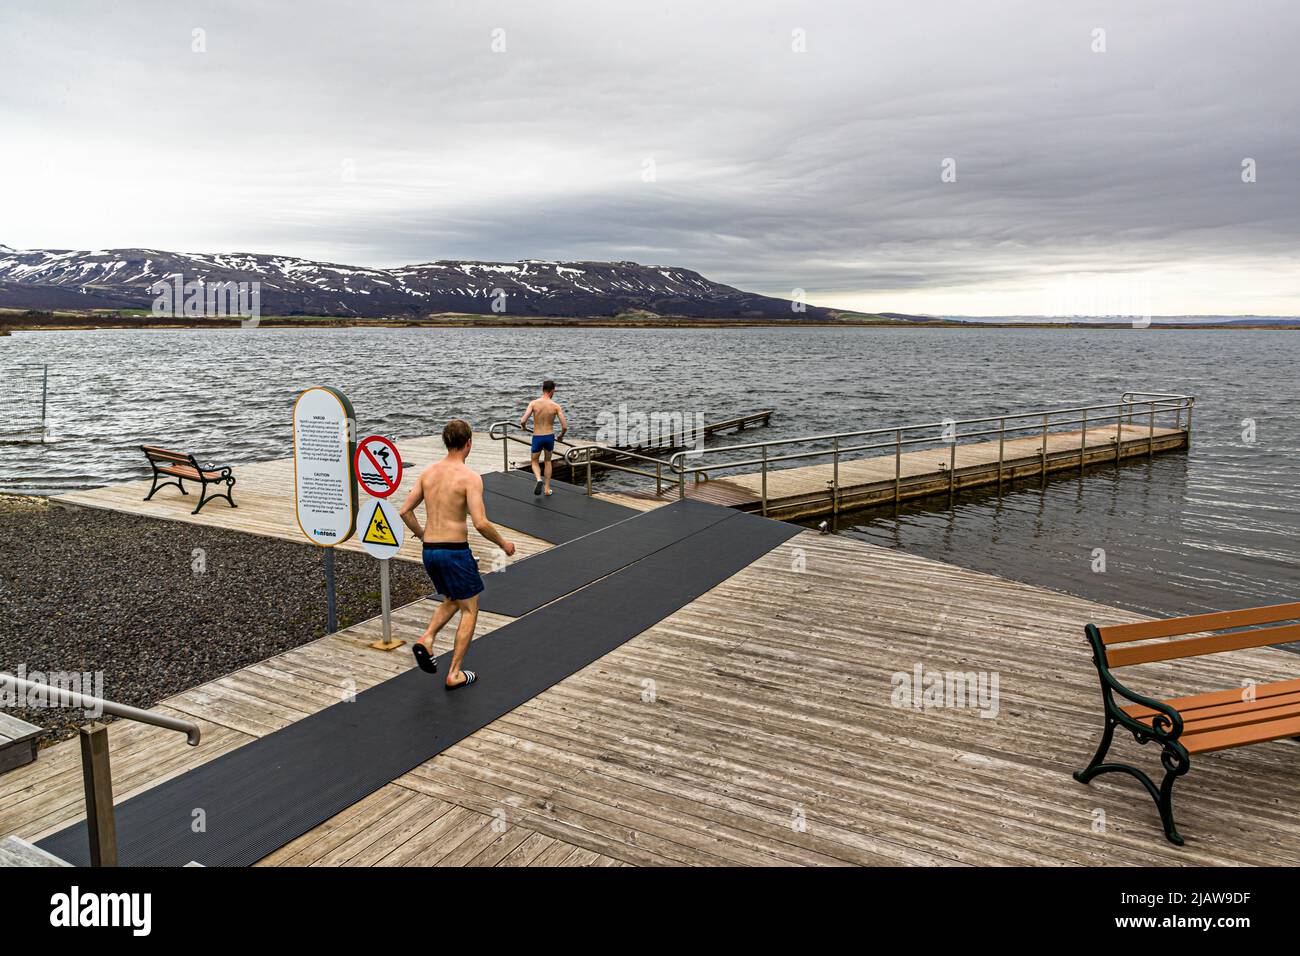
top-left (0, 363), bottom-right (48, 444)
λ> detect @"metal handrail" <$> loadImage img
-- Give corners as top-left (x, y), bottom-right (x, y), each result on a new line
top-left (1, 672), bottom-right (200, 866)
top-left (490, 393), bottom-right (1193, 512)
top-left (668, 394), bottom-right (1193, 477)
top-left (564, 443), bottom-right (674, 495)
top-left (487, 420), bottom-right (582, 473)
top-left (657, 392), bottom-right (1194, 513)
top-left (0, 673), bottom-right (200, 745)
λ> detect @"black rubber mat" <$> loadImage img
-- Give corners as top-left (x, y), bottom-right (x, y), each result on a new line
top-left (455, 498), bottom-right (735, 617)
top-left (480, 470), bottom-right (636, 543)
top-left (39, 505), bottom-right (799, 867)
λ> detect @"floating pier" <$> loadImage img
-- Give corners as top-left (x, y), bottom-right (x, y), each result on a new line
top-left (565, 393), bottom-right (1195, 519)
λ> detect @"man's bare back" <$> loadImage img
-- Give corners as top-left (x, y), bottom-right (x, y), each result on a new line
top-left (412, 457), bottom-right (477, 543)
top-left (526, 396), bottom-right (563, 436)
top-left (520, 381), bottom-right (568, 495)
top-left (398, 419), bottom-right (513, 690)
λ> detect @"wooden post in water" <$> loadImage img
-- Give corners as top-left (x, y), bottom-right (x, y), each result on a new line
top-left (948, 433), bottom-right (956, 505)
top-left (997, 418), bottom-right (1005, 492)
top-left (80, 723), bottom-right (117, 867)
top-left (1114, 412), bottom-right (1123, 465)
top-left (1080, 409), bottom-right (1087, 474)
top-left (1040, 414), bottom-right (1048, 482)
top-left (894, 429), bottom-right (902, 507)
top-left (831, 437), bottom-right (839, 516)
top-left (1148, 403), bottom-right (1155, 458)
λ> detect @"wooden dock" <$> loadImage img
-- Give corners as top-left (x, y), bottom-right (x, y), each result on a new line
top-left (4, 526), bottom-right (1299, 865)
top-left (646, 423), bottom-right (1188, 519)
top-left (11, 392), bottom-right (1298, 867)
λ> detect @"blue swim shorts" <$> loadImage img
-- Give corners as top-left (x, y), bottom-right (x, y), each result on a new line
top-left (422, 542), bottom-right (484, 601)
top-left (531, 433), bottom-right (556, 454)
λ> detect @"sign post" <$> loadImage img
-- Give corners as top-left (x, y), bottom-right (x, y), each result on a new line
top-left (293, 386), bottom-right (357, 633)
top-left (355, 435), bottom-right (405, 651)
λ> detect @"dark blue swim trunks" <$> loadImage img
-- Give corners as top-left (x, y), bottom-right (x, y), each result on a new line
top-left (530, 433), bottom-right (556, 454)
top-left (422, 542), bottom-right (484, 601)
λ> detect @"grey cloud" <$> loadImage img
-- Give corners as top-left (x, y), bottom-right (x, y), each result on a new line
top-left (1, 0), bottom-right (1296, 312)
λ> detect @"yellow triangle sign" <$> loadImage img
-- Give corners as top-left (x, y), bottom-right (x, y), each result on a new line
top-left (362, 505), bottom-right (398, 547)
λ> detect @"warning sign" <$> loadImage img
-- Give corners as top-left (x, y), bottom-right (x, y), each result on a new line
top-left (358, 499), bottom-right (404, 560)
top-left (363, 507), bottom-right (398, 546)
top-left (354, 435), bottom-right (403, 499)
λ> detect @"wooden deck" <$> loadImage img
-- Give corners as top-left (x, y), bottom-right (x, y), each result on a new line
top-left (4, 526), bottom-right (1299, 865)
top-left (13, 416), bottom-right (1300, 866)
top-left (644, 424), bottom-right (1189, 519)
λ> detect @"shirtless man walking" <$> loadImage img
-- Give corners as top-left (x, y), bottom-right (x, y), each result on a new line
top-left (398, 419), bottom-right (515, 689)
top-left (518, 379), bottom-right (568, 496)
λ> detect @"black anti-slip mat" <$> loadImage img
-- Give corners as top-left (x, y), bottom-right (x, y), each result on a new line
top-left (39, 505), bottom-right (800, 867)
top-left (451, 498), bottom-right (736, 617)
top-left (480, 470), bottom-right (637, 543)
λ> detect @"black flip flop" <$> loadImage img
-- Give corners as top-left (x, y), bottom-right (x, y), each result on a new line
top-left (445, 670), bottom-right (476, 690)
top-left (533, 479), bottom-right (543, 496)
top-left (412, 642), bottom-right (438, 674)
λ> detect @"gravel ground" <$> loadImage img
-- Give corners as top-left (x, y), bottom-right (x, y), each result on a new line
top-left (0, 495), bottom-right (433, 744)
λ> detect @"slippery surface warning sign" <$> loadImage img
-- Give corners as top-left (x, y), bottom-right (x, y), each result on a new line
top-left (354, 435), bottom-right (403, 499)
top-left (358, 498), bottom-right (404, 560)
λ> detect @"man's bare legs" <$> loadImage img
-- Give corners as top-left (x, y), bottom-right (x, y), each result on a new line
top-left (417, 597), bottom-right (458, 654)
top-left (445, 595), bottom-right (479, 688)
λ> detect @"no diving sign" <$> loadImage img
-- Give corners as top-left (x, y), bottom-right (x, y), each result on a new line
top-left (355, 435), bottom-right (402, 498)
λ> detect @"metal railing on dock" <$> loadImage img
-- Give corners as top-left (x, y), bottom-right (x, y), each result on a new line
top-left (487, 422), bottom-right (585, 474)
top-left (494, 410), bottom-right (773, 495)
top-left (0, 363), bottom-right (49, 444)
top-left (554, 392), bottom-right (1194, 518)
top-left (0, 672), bottom-right (200, 867)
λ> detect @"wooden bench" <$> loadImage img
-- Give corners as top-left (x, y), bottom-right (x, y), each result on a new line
top-left (1075, 602), bottom-right (1300, 844)
top-left (141, 444), bottom-right (237, 515)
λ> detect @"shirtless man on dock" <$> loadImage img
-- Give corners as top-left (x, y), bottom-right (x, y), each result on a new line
top-left (398, 419), bottom-right (515, 690)
top-left (519, 379), bottom-right (568, 496)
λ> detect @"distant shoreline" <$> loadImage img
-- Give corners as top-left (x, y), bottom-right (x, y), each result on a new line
top-left (2, 313), bottom-right (1297, 333)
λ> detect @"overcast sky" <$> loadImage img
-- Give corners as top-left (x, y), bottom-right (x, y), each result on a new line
top-left (2, 1), bottom-right (1296, 315)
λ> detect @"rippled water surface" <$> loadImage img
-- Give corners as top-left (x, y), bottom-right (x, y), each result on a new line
top-left (1, 326), bottom-right (1296, 619)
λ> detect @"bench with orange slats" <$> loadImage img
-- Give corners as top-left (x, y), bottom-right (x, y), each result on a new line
top-left (1075, 602), bottom-right (1300, 845)
top-left (140, 444), bottom-right (237, 515)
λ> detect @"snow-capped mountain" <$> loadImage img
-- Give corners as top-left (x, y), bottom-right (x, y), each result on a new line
top-left (0, 245), bottom-right (829, 319)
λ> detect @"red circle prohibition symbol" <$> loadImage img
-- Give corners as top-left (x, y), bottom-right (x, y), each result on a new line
top-left (354, 435), bottom-right (403, 498)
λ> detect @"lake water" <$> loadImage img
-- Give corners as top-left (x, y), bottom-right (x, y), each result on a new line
top-left (1, 326), bottom-right (1296, 620)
